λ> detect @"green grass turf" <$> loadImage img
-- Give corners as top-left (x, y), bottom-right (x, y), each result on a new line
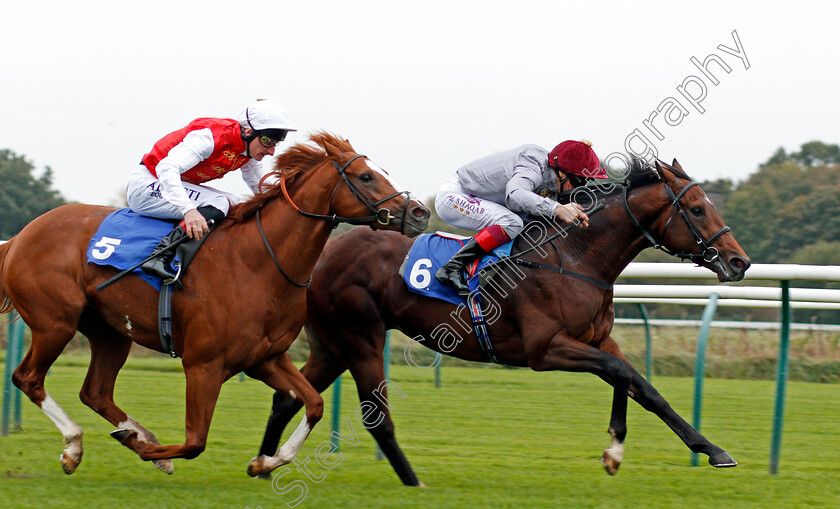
top-left (1, 356), bottom-right (838, 508)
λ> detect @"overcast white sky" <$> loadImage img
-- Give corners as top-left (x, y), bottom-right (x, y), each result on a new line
top-left (2, 1), bottom-right (838, 207)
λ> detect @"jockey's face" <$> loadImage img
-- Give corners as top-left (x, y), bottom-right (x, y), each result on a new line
top-left (245, 130), bottom-right (276, 160)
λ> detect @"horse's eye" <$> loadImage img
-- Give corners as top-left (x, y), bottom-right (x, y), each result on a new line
top-left (691, 206), bottom-right (705, 217)
top-left (359, 173), bottom-right (374, 183)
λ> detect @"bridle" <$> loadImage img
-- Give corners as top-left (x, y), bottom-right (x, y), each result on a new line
top-left (280, 154), bottom-right (411, 233)
top-left (623, 179), bottom-right (730, 264)
top-left (258, 153), bottom-right (411, 288)
top-left (497, 173), bottom-right (731, 292)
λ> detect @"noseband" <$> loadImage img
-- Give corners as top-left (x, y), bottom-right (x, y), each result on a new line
top-left (623, 180), bottom-right (730, 263)
top-left (280, 154), bottom-right (411, 234)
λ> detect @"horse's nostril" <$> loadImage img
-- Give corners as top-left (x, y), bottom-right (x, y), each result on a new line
top-left (730, 257), bottom-right (750, 271)
top-left (412, 206), bottom-right (431, 220)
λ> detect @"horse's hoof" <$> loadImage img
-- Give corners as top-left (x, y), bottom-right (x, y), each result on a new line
top-left (247, 456), bottom-right (267, 477)
top-left (152, 459), bottom-right (174, 474)
top-left (601, 451), bottom-right (621, 476)
top-left (60, 451), bottom-right (81, 475)
top-left (709, 451), bottom-right (738, 468)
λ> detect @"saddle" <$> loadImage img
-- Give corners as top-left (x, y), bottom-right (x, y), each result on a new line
top-left (88, 209), bottom-right (217, 357)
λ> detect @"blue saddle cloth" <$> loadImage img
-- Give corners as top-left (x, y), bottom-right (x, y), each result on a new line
top-left (87, 209), bottom-right (178, 290)
top-left (402, 232), bottom-right (513, 306)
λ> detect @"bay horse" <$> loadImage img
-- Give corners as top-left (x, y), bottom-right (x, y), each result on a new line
top-left (0, 132), bottom-right (430, 475)
top-left (253, 158), bottom-right (750, 483)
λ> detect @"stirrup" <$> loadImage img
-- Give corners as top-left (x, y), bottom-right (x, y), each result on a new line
top-left (162, 262), bottom-right (183, 290)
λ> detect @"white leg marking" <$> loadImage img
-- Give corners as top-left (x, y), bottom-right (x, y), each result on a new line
top-left (289, 390), bottom-right (296, 400)
top-left (41, 394), bottom-right (84, 460)
top-left (117, 417), bottom-right (159, 444)
top-left (263, 416), bottom-right (311, 471)
top-left (117, 416), bottom-right (174, 474)
top-left (605, 431), bottom-right (624, 464)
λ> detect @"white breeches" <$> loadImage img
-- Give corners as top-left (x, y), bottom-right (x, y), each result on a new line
top-left (434, 176), bottom-right (524, 237)
top-left (125, 164), bottom-right (240, 220)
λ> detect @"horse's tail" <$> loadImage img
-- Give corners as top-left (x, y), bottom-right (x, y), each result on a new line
top-left (0, 239), bottom-right (16, 314)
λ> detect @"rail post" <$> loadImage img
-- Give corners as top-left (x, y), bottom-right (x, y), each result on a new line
top-left (3, 312), bottom-right (25, 436)
top-left (637, 303), bottom-right (653, 380)
top-left (769, 281), bottom-right (791, 474)
top-left (691, 293), bottom-right (719, 466)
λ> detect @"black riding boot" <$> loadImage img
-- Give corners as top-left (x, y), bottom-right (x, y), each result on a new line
top-left (435, 238), bottom-right (487, 295)
top-left (141, 226), bottom-right (188, 284)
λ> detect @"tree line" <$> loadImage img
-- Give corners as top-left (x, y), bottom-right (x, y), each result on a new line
top-left (0, 150), bottom-right (66, 239)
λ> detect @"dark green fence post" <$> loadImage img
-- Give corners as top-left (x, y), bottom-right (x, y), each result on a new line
top-left (637, 303), bottom-right (653, 380)
top-left (330, 376), bottom-right (341, 451)
top-left (3, 312), bottom-right (25, 436)
top-left (769, 281), bottom-right (791, 474)
top-left (691, 293), bottom-right (719, 466)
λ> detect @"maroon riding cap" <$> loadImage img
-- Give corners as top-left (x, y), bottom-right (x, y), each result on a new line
top-left (548, 140), bottom-right (606, 179)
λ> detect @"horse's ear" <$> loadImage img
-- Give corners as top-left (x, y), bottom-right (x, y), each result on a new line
top-left (672, 158), bottom-right (683, 171)
top-left (322, 138), bottom-right (343, 158)
top-left (654, 159), bottom-right (675, 182)
top-left (654, 159), bottom-right (665, 178)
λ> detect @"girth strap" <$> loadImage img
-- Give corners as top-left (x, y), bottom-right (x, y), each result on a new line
top-left (158, 284), bottom-right (176, 357)
top-left (467, 291), bottom-right (500, 364)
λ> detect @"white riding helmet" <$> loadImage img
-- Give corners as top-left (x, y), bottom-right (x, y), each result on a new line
top-left (238, 99), bottom-right (297, 132)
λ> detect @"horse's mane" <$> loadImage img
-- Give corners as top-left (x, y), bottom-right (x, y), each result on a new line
top-left (227, 132), bottom-right (354, 223)
top-left (524, 155), bottom-right (693, 233)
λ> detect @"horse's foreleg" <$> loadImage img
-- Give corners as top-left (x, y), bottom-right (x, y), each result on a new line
top-left (347, 359), bottom-right (423, 486)
top-left (110, 363), bottom-right (224, 462)
top-left (628, 370), bottom-right (736, 467)
top-left (256, 342), bottom-right (347, 469)
top-left (79, 328), bottom-right (173, 474)
top-left (598, 336), bottom-right (736, 468)
top-left (246, 353), bottom-right (324, 477)
top-left (529, 333), bottom-right (633, 475)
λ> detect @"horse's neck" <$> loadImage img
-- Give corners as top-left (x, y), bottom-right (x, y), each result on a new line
top-left (253, 173), bottom-right (338, 280)
top-left (542, 186), bottom-right (667, 285)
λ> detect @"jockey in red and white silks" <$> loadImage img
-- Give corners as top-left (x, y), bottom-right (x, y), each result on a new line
top-left (434, 140), bottom-right (606, 295)
top-left (126, 99), bottom-right (296, 283)
top-left (126, 118), bottom-right (270, 221)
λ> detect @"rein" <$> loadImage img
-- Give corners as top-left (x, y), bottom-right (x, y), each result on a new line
top-left (507, 204), bottom-right (612, 289)
top-left (256, 208), bottom-right (311, 287)
top-left (280, 154), bottom-right (411, 233)
top-left (506, 176), bottom-right (730, 290)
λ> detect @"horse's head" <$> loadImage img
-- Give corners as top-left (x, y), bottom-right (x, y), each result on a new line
top-left (649, 159), bottom-right (751, 282)
top-left (297, 133), bottom-right (430, 236)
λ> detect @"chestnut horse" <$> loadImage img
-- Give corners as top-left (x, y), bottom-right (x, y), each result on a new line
top-left (0, 132), bottom-right (430, 475)
top-left (254, 159), bottom-right (750, 484)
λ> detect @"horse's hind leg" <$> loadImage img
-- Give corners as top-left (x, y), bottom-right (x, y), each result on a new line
top-left (110, 363), bottom-right (225, 462)
top-left (78, 316), bottom-right (173, 474)
top-left (599, 337), bottom-right (736, 468)
top-left (246, 352), bottom-right (325, 477)
top-left (12, 323), bottom-right (84, 474)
